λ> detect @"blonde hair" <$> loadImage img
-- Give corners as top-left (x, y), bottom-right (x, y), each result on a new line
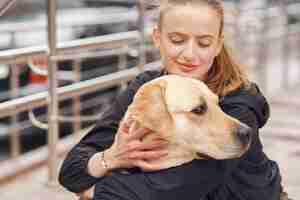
top-left (158, 0), bottom-right (249, 96)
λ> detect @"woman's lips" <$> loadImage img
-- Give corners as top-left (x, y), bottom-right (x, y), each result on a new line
top-left (178, 63), bottom-right (199, 72)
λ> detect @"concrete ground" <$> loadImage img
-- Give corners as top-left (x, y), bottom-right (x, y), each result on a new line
top-left (262, 84), bottom-right (300, 200)
top-left (0, 162), bottom-right (75, 200)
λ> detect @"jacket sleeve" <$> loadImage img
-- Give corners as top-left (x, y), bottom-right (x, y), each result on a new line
top-left (58, 72), bottom-right (153, 193)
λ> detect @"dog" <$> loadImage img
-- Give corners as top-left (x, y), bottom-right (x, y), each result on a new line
top-left (80, 75), bottom-right (252, 200)
top-left (85, 75), bottom-right (292, 200)
top-left (122, 75), bottom-right (252, 169)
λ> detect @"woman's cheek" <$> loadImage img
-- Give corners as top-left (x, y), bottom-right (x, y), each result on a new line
top-left (199, 49), bottom-right (216, 66)
top-left (166, 45), bottom-right (182, 58)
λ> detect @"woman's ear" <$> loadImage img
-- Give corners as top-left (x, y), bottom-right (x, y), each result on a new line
top-left (152, 25), bottom-right (161, 49)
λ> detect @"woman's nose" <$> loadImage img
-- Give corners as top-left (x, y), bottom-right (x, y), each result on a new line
top-left (182, 41), bottom-right (197, 63)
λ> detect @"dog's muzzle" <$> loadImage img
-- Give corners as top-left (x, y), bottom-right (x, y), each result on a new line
top-left (236, 125), bottom-right (252, 147)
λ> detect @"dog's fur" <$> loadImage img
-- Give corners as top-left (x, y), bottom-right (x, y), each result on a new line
top-left (121, 75), bottom-right (251, 169)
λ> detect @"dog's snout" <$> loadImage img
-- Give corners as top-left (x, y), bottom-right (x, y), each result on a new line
top-left (236, 125), bottom-right (252, 146)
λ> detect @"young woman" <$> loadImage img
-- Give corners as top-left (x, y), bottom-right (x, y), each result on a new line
top-left (59, 0), bottom-right (284, 199)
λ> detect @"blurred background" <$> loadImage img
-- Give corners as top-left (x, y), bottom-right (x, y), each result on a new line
top-left (0, 0), bottom-right (299, 199)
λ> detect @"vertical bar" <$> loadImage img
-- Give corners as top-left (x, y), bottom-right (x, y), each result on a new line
top-left (234, 0), bottom-right (242, 58)
top-left (137, 0), bottom-right (146, 71)
top-left (47, 0), bottom-right (59, 185)
top-left (279, 0), bottom-right (289, 89)
top-left (298, 24), bottom-right (300, 81)
top-left (9, 64), bottom-right (20, 158)
top-left (256, 4), bottom-right (269, 94)
top-left (72, 59), bottom-right (81, 133)
top-left (118, 46), bottom-right (128, 92)
top-left (8, 31), bottom-right (21, 158)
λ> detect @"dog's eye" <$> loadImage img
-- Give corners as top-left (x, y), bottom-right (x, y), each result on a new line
top-left (191, 103), bottom-right (207, 115)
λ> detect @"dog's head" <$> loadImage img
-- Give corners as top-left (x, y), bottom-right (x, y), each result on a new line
top-left (127, 75), bottom-right (252, 160)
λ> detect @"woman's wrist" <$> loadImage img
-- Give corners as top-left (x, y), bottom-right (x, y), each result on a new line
top-left (87, 152), bottom-right (104, 177)
top-left (104, 147), bottom-right (120, 171)
top-left (87, 147), bottom-right (120, 178)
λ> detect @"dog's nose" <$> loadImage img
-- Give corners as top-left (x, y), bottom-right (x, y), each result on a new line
top-left (236, 125), bottom-right (252, 146)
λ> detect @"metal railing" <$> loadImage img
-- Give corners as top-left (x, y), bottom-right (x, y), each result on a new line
top-left (0, 8), bottom-right (138, 33)
top-left (0, 0), bottom-right (299, 185)
top-left (0, 26), bottom-right (157, 153)
top-left (0, 30), bottom-right (152, 64)
top-left (0, 0), bottom-right (17, 16)
top-left (0, 0), bottom-right (153, 185)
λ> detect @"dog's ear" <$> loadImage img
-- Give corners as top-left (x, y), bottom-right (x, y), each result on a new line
top-left (128, 80), bottom-right (173, 135)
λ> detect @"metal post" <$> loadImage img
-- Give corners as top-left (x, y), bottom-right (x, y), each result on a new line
top-left (8, 30), bottom-right (21, 158)
top-left (118, 46), bottom-right (128, 92)
top-left (47, 0), bottom-right (59, 185)
top-left (72, 59), bottom-right (81, 133)
top-left (137, 0), bottom-right (146, 71)
top-left (234, 0), bottom-right (242, 55)
top-left (256, 4), bottom-right (269, 94)
top-left (279, 0), bottom-right (290, 89)
top-left (9, 64), bottom-right (21, 158)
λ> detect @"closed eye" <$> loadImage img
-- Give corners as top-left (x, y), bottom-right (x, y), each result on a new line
top-left (191, 103), bottom-right (207, 115)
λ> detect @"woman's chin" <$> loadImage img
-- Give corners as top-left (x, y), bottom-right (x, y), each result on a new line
top-left (177, 70), bottom-right (203, 80)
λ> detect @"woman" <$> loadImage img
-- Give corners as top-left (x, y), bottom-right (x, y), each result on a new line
top-left (59, 0), bottom-right (284, 199)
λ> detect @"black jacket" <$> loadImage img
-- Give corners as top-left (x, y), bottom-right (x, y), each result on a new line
top-left (59, 69), bottom-right (282, 200)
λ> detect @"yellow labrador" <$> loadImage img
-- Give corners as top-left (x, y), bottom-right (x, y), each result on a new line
top-left (122, 75), bottom-right (252, 169)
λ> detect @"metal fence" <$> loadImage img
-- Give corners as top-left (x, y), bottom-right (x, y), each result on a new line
top-left (0, 0), bottom-right (155, 185)
top-left (0, 0), bottom-right (299, 185)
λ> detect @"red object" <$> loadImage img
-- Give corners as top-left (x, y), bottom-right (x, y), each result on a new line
top-left (29, 72), bottom-right (48, 84)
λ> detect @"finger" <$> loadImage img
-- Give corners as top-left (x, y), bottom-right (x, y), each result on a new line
top-left (128, 127), bottom-right (151, 140)
top-left (136, 140), bottom-right (169, 151)
top-left (122, 140), bottom-right (167, 154)
top-left (126, 115), bottom-right (134, 126)
top-left (150, 137), bottom-right (169, 143)
top-left (129, 120), bottom-right (139, 133)
top-left (123, 140), bottom-right (143, 152)
top-left (119, 118), bottom-right (135, 134)
top-left (135, 160), bottom-right (167, 172)
top-left (120, 121), bottom-right (130, 134)
top-left (129, 150), bottom-right (168, 160)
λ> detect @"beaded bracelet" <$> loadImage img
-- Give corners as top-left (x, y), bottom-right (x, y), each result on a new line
top-left (101, 151), bottom-right (109, 170)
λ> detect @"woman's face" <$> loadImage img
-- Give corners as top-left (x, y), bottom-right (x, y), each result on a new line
top-left (153, 4), bottom-right (223, 80)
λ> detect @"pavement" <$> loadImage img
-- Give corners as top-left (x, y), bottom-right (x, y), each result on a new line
top-left (0, 161), bottom-right (75, 200)
top-left (261, 84), bottom-right (300, 200)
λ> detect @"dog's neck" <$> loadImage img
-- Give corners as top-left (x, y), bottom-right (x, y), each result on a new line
top-left (143, 131), bottom-right (197, 169)
top-left (124, 116), bottom-right (197, 169)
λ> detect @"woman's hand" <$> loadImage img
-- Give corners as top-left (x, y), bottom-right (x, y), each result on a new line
top-left (76, 186), bottom-right (94, 200)
top-left (105, 117), bottom-right (169, 172)
top-left (87, 117), bottom-right (169, 177)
